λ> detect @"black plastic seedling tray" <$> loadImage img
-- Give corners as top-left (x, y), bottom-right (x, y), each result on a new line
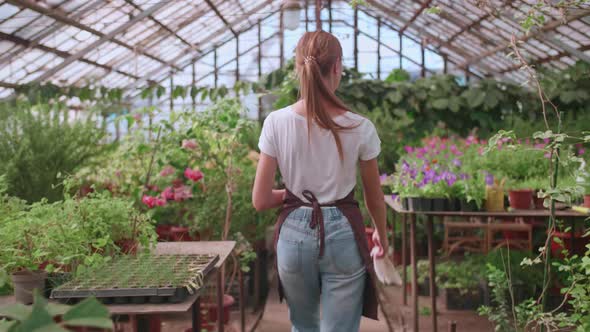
top-left (51, 254), bottom-right (219, 304)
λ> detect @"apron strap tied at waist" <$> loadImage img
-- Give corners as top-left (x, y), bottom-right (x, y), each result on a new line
top-left (301, 190), bottom-right (326, 257)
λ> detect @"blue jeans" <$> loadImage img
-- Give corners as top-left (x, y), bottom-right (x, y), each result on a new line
top-left (277, 207), bottom-right (366, 332)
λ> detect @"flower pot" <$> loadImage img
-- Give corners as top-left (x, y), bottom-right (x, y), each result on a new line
top-left (550, 231), bottom-right (590, 258)
top-left (365, 228), bottom-right (375, 249)
top-left (411, 197), bottom-right (431, 211)
top-left (11, 270), bottom-right (47, 304)
top-left (443, 287), bottom-right (483, 310)
top-left (115, 239), bottom-right (138, 255)
top-left (584, 195), bottom-right (590, 208)
top-left (485, 186), bottom-right (505, 212)
top-left (448, 198), bottom-right (460, 211)
top-left (459, 200), bottom-right (478, 212)
top-left (169, 226), bottom-right (192, 241)
top-left (202, 294), bottom-right (235, 324)
top-left (401, 197), bottom-right (409, 211)
top-left (508, 189), bottom-right (533, 210)
top-left (431, 198), bottom-right (446, 211)
top-left (155, 224), bottom-right (172, 241)
top-left (407, 197), bottom-right (418, 211)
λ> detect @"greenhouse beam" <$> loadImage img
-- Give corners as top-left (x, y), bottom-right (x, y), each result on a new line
top-left (377, 17), bottom-right (381, 80)
top-left (5, 0), bottom-right (181, 73)
top-left (204, 0), bottom-right (238, 37)
top-left (280, 10), bottom-right (285, 67)
top-left (399, 0), bottom-right (432, 35)
top-left (0, 31), bottom-right (140, 81)
top-left (305, 0), bottom-right (309, 31)
top-left (236, 34), bottom-right (240, 82)
top-left (459, 9), bottom-right (590, 69)
top-left (328, 0), bottom-right (333, 33)
top-left (315, 0), bottom-right (322, 31)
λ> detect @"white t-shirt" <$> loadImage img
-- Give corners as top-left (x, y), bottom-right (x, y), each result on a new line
top-left (258, 105), bottom-right (381, 204)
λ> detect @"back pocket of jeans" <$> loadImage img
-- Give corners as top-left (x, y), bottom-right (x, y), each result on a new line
top-left (329, 239), bottom-right (363, 275)
top-left (277, 237), bottom-right (301, 273)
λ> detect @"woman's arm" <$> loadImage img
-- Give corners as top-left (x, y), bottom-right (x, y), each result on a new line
top-left (252, 152), bottom-right (285, 211)
top-left (359, 158), bottom-right (389, 254)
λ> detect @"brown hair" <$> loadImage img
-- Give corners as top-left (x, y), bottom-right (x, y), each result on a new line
top-left (295, 31), bottom-right (356, 160)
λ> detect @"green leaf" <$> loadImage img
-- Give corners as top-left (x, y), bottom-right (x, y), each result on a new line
top-left (432, 98), bottom-right (448, 110)
top-left (156, 85), bottom-right (166, 99)
top-left (62, 297), bottom-right (109, 322)
top-left (0, 320), bottom-right (16, 332)
top-left (18, 292), bottom-right (54, 332)
top-left (63, 318), bottom-right (113, 329)
top-left (0, 304), bottom-right (31, 321)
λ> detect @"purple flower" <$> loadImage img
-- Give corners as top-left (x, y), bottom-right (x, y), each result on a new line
top-left (460, 173), bottom-right (469, 180)
top-left (391, 194), bottom-right (399, 202)
top-left (445, 173), bottom-right (457, 187)
top-left (452, 159), bottom-right (462, 167)
top-left (485, 172), bottom-right (494, 186)
top-left (404, 146), bottom-right (414, 154)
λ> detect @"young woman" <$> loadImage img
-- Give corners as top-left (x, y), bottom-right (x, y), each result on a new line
top-left (252, 31), bottom-right (391, 332)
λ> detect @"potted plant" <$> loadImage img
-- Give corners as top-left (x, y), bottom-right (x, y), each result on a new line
top-left (455, 173), bottom-right (485, 212)
top-left (437, 255), bottom-right (486, 310)
top-left (507, 180), bottom-right (535, 210)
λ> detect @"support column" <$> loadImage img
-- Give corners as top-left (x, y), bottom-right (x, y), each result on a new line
top-left (443, 56), bottom-right (448, 74)
top-left (377, 16), bottom-right (381, 79)
top-left (421, 42), bottom-right (426, 78)
top-left (305, 0), bottom-right (309, 31)
top-left (169, 75), bottom-right (173, 112)
top-left (257, 19), bottom-right (263, 125)
top-left (214, 49), bottom-right (218, 88)
top-left (465, 65), bottom-right (471, 83)
top-left (236, 33), bottom-right (240, 83)
top-left (279, 10), bottom-right (284, 67)
top-left (354, 6), bottom-right (358, 71)
top-left (315, 0), bottom-right (321, 31)
top-left (191, 62), bottom-right (196, 111)
top-left (399, 32), bottom-right (403, 68)
top-left (328, 0), bottom-right (332, 33)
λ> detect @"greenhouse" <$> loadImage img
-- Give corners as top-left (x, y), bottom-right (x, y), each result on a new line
top-left (0, 0), bottom-right (589, 331)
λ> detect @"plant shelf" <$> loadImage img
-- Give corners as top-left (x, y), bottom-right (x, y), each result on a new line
top-left (51, 254), bottom-right (219, 304)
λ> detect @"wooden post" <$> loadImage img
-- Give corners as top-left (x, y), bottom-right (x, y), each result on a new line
top-left (315, 0), bottom-right (321, 31)
top-left (214, 48), bottom-right (218, 88)
top-left (377, 16), bottom-right (381, 79)
top-left (354, 6), bottom-right (358, 71)
top-left (279, 10), bottom-right (284, 67)
top-left (427, 216), bottom-right (438, 332)
top-left (399, 32), bottom-right (403, 69)
top-left (465, 65), bottom-right (470, 84)
top-left (401, 214), bottom-right (408, 306)
top-left (410, 214), bottom-right (418, 332)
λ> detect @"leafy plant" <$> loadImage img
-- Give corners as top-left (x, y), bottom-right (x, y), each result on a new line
top-left (0, 290), bottom-right (113, 332)
top-left (436, 255), bottom-right (486, 293)
top-left (0, 101), bottom-right (106, 203)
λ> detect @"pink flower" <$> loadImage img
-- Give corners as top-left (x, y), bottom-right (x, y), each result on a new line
top-left (182, 139), bottom-right (198, 150)
top-left (404, 146), bottom-right (414, 154)
top-left (578, 148), bottom-right (585, 156)
top-left (133, 113), bottom-right (142, 122)
top-left (114, 170), bottom-right (122, 177)
top-left (184, 168), bottom-right (204, 182)
top-left (160, 165), bottom-right (176, 177)
top-left (173, 185), bottom-right (193, 202)
top-left (161, 187), bottom-right (175, 201)
top-left (142, 195), bottom-right (166, 209)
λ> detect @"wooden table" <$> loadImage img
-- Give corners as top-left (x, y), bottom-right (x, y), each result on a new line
top-left (0, 241), bottom-right (237, 332)
top-left (384, 195), bottom-right (588, 332)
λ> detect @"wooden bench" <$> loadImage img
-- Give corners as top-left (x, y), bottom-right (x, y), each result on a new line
top-left (444, 219), bottom-right (533, 255)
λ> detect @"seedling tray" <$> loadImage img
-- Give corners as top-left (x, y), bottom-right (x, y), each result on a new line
top-left (51, 254), bottom-right (219, 304)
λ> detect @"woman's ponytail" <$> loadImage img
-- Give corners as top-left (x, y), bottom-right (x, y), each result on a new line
top-left (296, 31), bottom-right (356, 161)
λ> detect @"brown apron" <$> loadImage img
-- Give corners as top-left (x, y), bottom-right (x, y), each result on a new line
top-left (273, 189), bottom-right (379, 320)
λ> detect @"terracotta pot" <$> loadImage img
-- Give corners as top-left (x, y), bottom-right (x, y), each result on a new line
top-left (584, 195), bottom-right (590, 208)
top-left (202, 295), bottom-right (235, 324)
top-left (11, 270), bottom-right (47, 304)
top-left (115, 239), bottom-right (138, 255)
top-left (155, 225), bottom-right (172, 241)
top-left (508, 189), bottom-right (533, 210)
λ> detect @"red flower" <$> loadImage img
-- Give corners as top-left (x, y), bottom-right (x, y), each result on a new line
top-left (161, 187), bottom-right (175, 201)
top-left (142, 195), bottom-right (166, 209)
top-left (173, 185), bottom-right (193, 202)
top-left (184, 168), bottom-right (204, 182)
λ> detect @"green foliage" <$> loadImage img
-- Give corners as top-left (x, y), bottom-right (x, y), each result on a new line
top-left (437, 254), bottom-right (486, 292)
top-left (384, 69), bottom-right (410, 83)
top-left (0, 290), bottom-right (113, 332)
top-left (0, 101), bottom-right (106, 203)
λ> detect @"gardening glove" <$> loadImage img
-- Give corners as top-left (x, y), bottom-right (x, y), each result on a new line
top-left (371, 230), bottom-right (402, 286)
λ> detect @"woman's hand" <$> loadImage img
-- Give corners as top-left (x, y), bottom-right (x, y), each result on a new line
top-left (359, 158), bottom-right (389, 254)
